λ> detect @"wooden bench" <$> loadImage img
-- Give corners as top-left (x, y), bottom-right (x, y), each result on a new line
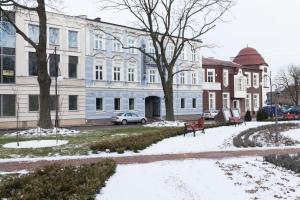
top-left (184, 117), bottom-right (205, 137)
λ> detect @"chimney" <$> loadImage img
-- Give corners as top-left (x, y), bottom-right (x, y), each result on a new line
top-left (94, 17), bottom-right (101, 22)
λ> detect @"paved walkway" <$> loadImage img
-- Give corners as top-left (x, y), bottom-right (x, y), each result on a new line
top-left (1, 147), bottom-right (300, 172)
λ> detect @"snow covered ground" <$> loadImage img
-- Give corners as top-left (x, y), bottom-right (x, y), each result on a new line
top-left (144, 121), bottom-right (185, 127)
top-left (4, 128), bottom-right (79, 137)
top-left (96, 157), bottom-right (300, 200)
top-left (2, 140), bottom-right (68, 148)
top-left (281, 128), bottom-right (300, 141)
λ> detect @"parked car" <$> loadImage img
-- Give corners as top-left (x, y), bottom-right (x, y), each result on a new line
top-left (203, 110), bottom-right (219, 119)
top-left (262, 106), bottom-right (283, 117)
top-left (111, 112), bottom-right (147, 125)
top-left (284, 106), bottom-right (300, 115)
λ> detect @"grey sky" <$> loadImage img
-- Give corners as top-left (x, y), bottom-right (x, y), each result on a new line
top-left (63, 0), bottom-right (300, 74)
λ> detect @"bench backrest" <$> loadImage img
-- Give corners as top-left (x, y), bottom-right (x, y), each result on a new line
top-left (198, 117), bottom-right (204, 127)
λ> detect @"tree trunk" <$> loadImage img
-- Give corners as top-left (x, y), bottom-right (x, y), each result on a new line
top-left (163, 81), bottom-right (175, 121)
top-left (36, 0), bottom-right (52, 128)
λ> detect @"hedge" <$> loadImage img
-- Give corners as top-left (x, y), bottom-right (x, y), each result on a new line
top-left (90, 127), bottom-right (185, 153)
top-left (264, 154), bottom-right (300, 173)
top-left (0, 159), bottom-right (116, 200)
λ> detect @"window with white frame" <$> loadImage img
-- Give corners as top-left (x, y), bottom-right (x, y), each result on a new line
top-left (207, 69), bottom-right (215, 83)
top-left (264, 75), bottom-right (269, 87)
top-left (192, 98), bottom-right (197, 108)
top-left (114, 98), bottom-right (121, 110)
top-left (128, 68), bottom-right (135, 82)
top-left (253, 73), bottom-right (259, 88)
top-left (223, 69), bottom-right (229, 87)
top-left (113, 67), bottom-right (121, 81)
top-left (28, 24), bottom-right (39, 43)
top-left (94, 34), bottom-right (105, 50)
top-left (245, 72), bottom-right (251, 88)
top-left (49, 27), bottom-right (59, 46)
top-left (209, 92), bottom-right (216, 111)
top-left (95, 65), bottom-right (103, 80)
top-left (167, 45), bottom-right (174, 59)
top-left (236, 77), bottom-right (245, 91)
top-left (222, 93), bottom-right (230, 109)
top-left (181, 98), bottom-right (185, 109)
top-left (129, 98), bottom-right (135, 110)
top-left (181, 46), bottom-right (186, 60)
top-left (149, 69), bottom-right (156, 83)
top-left (149, 42), bottom-right (155, 55)
top-left (253, 93), bottom-right (259, 111)
top-left (113, 38), bottom-right (122, 52)
top-left (180, 72), bottom-right (185, 85)
top-left (192, 72), bottom-right (197, 85)
top-left (96, 98), bottom-right (103, 111)
top-left (245, 93), bottom-right (252, 111)
top-left (128, 38), bottom-right (136, 54)
top-left (191, 47), bottom-right (197, 62)
top-left (68, 30), bottom-right (78, 48)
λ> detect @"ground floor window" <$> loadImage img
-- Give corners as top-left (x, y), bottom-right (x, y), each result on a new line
top-left (192, 98), bottom-right (196, 108)
top-left (29, 95), bottom-right (39, 111)
top-left (114, 98), bottom-right (121, 110)
top-left (96, 98), bottom-right (103, 111)
top-left (0, 94), bottom-right (16, 117)
top-left (181, 98), bottom-right (185, 109)
top-left (69, 95), bottom-right (78, 111)
top-left (208, 92), bottom-right (216, 111)
top-left (245, 93), bottom-right (252, 111)
top-left (253, 94), bottom-right (259, 111)
top-left (129, 98), bottom-right (135, 110)
top-left (222, 93), bottom-right (230, 109)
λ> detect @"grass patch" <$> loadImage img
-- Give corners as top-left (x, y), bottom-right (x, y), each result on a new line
top-left (0, 126), bottom-right (164, 158)
top-left (90, 127), bottom-right (185, 153)
top-left (0, 159), bottom-right (116, 200)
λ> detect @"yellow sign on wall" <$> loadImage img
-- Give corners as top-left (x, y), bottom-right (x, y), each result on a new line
top-left (3, 70), bottom-right (14, 76)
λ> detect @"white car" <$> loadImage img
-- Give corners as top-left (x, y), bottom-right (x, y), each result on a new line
top-left (111, 112), bottom-right (147, 125)
top-left (203, 110), bottom-right (219, 119)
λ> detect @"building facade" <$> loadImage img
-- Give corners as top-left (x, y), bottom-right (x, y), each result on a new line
top-left (0, 11), bottom-right (86, 128)
top-left (202, 47), bottom-right (269, 115)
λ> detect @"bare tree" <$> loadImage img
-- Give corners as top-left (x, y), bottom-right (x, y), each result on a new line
top-left (98, 0), bottom-right (233, 120)
top-left (277, 65), bottom-right (300, 106)
top-left (0, 0), bottom-right (52, 128)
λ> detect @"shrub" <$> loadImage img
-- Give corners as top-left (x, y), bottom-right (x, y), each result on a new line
top-left (256, 109), bottom-right (268, 121)
top-left (0, 159), bottom-right (116, 200)
top-left (264, 154), bottom-right (300, 173)
top-left (244, 110), bottom-right (252, 121)
top-left (90, 127), bottom-right (184, 153)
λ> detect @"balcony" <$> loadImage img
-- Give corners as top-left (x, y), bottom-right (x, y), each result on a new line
top-left (202, 82), bottom-right (221, 90)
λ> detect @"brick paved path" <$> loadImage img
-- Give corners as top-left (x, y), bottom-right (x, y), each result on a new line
top-left (1, 147), bottom-right (300, 172)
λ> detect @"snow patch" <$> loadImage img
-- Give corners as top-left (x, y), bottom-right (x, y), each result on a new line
top-left (3, 140), bottom-right (68, 149)
top-left (144, 121), bottom-right (185, 127)
top-left (5, 128), bottom-right (79, 137)
top-left (281, 128), bottom-right (300, 141)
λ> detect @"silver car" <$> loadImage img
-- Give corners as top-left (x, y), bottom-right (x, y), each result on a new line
top-left (111, 112), bottom-right (147, 125)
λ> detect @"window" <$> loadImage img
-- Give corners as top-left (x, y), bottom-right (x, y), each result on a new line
top-left (149, 42), bottom-right (155, 55)
top-left (128, 68), bottom-right (135, 82)
top-left (94, 34), bottom-right (105, 50)
top-left (129, 98), bottom-right (135, 110)
top-left (222, 93), bottom-right (230, 109)
top-left (1, 54), bottom-right (16, 83)
top-left (223, 69), bottom-right (229, 86)
top-left (128, 39), bottom-right (136, 54)
top-left (49, 27), bottom-right (59, 45)
top-left (192, 98), bottom-right (197, 108)
top-left (0, 21), bottom-right (16, 48)
top-left (114, 98), bottom-right (120, 110)
top-left (167, 45), bottom-right (174, 59)
top-left (29, 95), bottom-right (39, 111)
top-left (0, 95), bottom-right (16, 117)
top-left (246, 94), bottom-right (252, 111)
top-left (264, 75), bottom-right (269, 87)
top-left (29, 52), bottom-right (38, 76)
top-left (181, 46), bottom-right (186, 60)
top-left (28, 24), bottom-right (39, 43)
top-left (207, 69), bottom-right (215, 83)
top-left (113, 67), bottom-right (121, 81)
top-left (236, 77), bottom-right (245, 91)
top-left (49, 54), bottom-right (60, 77)
top-left (253, 73), bottom-right (259, 88)
top-left (253, 94), bottom-right (259, 111)
top-left (95, 65), bottom-right (103, 80)
top-left (149, 69), bottom-right (156, 83)
top-left (96, 98), bottom-right (103, 111)
top-left (180, 72), bottom-right (185, 85)
top-left (245, 72), bottom-right (251, 88)
top-left (181, 98), bottom-right (185, 109)
top-left (113, 38), bottom-right (122, 52)
top-left (192, 72), bottom-right (197, 85)
top-left (49, 95), bottom-right (58, 111)
top-left (68, 30), bottom-right (78, 48)
top-left (69, 95), bottom-right (78, 111)
top-left (208, 92), bottom-right (216, 111)
top-left (191, 48), bottom-right (197, 62)
top-left (68, 56), bottom-right (78, 78)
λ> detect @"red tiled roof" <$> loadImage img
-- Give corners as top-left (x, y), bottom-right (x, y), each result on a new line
top-left (202, 57), bottom-right (242, 68)
top-left (233, 47), bottom-right (268, 66)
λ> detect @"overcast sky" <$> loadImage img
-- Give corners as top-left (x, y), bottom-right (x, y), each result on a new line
top-left (63, 0), bottom-right (300, 75)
